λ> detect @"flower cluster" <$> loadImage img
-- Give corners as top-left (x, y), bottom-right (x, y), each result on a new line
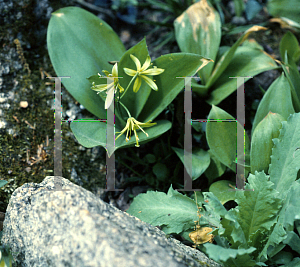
top-left (91, 54), bottom-right (164, 147)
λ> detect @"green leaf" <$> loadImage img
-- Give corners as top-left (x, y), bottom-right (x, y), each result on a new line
top-left (139, 53), bottom-right (213, 122)
top-left (0, 180), bottom-right (8, 188)
top-left (252, 73), bottom-right (295, 135)
top-left (206, 25), bottom-right (269, 89)
top-left (152, 163), bottom-right (169, 181)
top-left (206, 43), bottom-right (278, 105)
top-left (174, 0), bottom-right (221, 84)
top-left (233, 0), bottom-right (245, 17)
top-left (269, 113), bottom-right (300, 199)
top-left (250, 112), bottom-right (285, 174)
top-left (206, 105), bottom-right (250, 171)
top-left (47, 7), bottom-right (125, 120)
top-left (126, 185), bottom-right (200, 234)
top-left (234, 172), bottom-right (282, 252)
top-left (209, 180), bottom-right (236, 205)
top-left (204, 150), bottom-right (226, 182)
top-left (279, 31), bottom-right (300, 65)
top-left (283, 231), bottom-right (300, 254)
top-left (203, 243), bottom-right (257, 266)
top-left (70, 119), bottom-right (172, 157)
top-left (118, 38), bottom-right (152, 119)
top-left (258, 181), bottom-right (300, 261)
top-left (267, 0), bottom-right (300, 24)
top-left (171, 147), bottom-right (210, 180)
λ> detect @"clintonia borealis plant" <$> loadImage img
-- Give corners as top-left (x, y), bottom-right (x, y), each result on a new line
top-left (47, 6), bottom-right (212, 156)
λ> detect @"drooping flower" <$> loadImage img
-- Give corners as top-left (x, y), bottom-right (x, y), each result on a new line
top-left (123, 54), bottom-right (164, 93)
top-left (115, 117), bottom-right (156, 147)
top-left (91, 63), bottom-right (124, 109)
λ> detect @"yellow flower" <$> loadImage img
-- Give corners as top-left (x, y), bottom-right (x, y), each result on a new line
top-left (115, 117), bottom-right (156, 147)
top-left (123, 54), bottom-right (164, 93)
top-left (91, 63), bottom-right (124, 109)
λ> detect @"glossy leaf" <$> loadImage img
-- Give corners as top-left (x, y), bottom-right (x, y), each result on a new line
top-left (139, 53), bottom-right (213, 122)
top-left (204, 150), bottom-right (226, 182)
top-left (251, 73), bottom-right (295, 134)
top-left (171, 147), bottom-right (210, 180)
top-left (70, 119), bottom-right (172, 157)
top-left (47, 7), bottom-right (125, 120)
top-left (174, 0), bottom-right (221, 84)
top-left (206, 105), bottom-right (250, 171)
top-left (206, 42), bottom-right (278, 105)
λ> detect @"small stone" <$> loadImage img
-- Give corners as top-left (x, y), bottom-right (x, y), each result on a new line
top-left (20, 101), bottom-right (28, 108)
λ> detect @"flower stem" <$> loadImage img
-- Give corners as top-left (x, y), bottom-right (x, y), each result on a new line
top-left (118, 101), bottom-right (131, 118)
top-left (120, 74), bottom-right (137, 100)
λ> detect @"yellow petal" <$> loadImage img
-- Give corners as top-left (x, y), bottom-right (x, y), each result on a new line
top-left (140, 75), bottom-right (158, 91)
top-left (102, 70), bottom-right (110, 77)
top-left (92, 84), bottom-right (108, 92)
top-left (112, 63), bottom-right (118, 77)
top-left (115, 119), bottom-right (130, 141)
top-left (142, 67), bottom-right (165, 75)
top-left (130, 54), bottom-right (141, 70)
top-left (140, 56), bottom-right (151, 72)
top-left (117, 83), bottom-right (125, 93)
top-left (133, 76), bottom-right (142, 93)
top-left (105, 86), bottom-right (115, 109)
top-left (124, 68), bottom-right (136, 76)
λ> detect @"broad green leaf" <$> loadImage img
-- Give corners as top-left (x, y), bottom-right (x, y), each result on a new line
top-left (206, 105), bottom-right (250, 171)
top-left (118, 38), bottom-right (152, 119)
top-left (283, 231), bottom-right (300, 254)
top-left (250, 112), bottom-right (285, 174)
top-left (203, 243), bottom-right (257, 266)
top-left (269, 113), bottom-right (300, 199)
top-left (126, 185), bottom-right (200, 234)
top-left (47, 7), bottom-right (125, 120)
top-left (206, 25), bottom-right (268, 88)
top-left (70, 119), bottom-right (172, 157)
top-left (272, 251), bottom-right (293, 265)
top-left (171, 147), bottom-right (210, 180)
top-left (206, 43), bottom-right (278, 105)
top-left (174, 0), bottom-right (221, 84)
top-left (267, 0), bottom-right (300, 24)
top-left (252, 73), bottom-right (295, 134)
top-left (209, 180), bottom-right (236, 205)
top-left (279, 31), bottom-right (300, 65)
top-left (204, 150), bottom-right (226, 182)
top-left (139, 53), bottom-right (213, 122)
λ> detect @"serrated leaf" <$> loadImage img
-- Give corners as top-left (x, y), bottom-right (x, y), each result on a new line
top-left (234, 172), bottom-right (282, 249)
top-left (203, 243), bottom-right (256, 265)
top-left (126, 185), bottom-right (200, 234)
top-left (269, 113), bottom-right (300, 199)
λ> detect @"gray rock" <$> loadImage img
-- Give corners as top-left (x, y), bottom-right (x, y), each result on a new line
top-left (1, 176), bottom-right (222, 267)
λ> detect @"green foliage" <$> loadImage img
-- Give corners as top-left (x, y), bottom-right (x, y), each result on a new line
top-left (47, 6), bottom-right (211, 156)
top-left (174, 0), bottom-right (278, 105)
top-left (267, 0), bottom-right (300, 24)
top-left (127, 112), bottom-right (300, 266)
